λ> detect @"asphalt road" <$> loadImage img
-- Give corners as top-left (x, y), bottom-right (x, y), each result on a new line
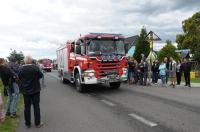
top-left (17, 70), bottom-right (200, 132)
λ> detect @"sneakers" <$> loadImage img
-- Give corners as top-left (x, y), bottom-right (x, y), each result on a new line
top-left (10, 114), bottom-right (18, 118)
top-left (6, 112), bottom-right (11, 116)
top-left (36, 122), bottom-right (44, 128)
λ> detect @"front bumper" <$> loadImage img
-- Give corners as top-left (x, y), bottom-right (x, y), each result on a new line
top-left (83, 75), bottom-right (127, 84)
top-left (43, 67), bottom-right (52, 70)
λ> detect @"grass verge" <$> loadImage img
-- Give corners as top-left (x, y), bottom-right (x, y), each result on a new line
top-left (181, 77), bottom-right (200, 83)
top-left (191, 77), bottom-right (200, 83)
top-left (0, 79), bottom-right (23, 132)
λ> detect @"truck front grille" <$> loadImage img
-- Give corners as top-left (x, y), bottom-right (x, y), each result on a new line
top-left (96, 61), bottom-right (120, 77)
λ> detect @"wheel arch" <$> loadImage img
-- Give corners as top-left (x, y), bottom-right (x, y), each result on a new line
top-left (73, 66), bottom-right (82, 82)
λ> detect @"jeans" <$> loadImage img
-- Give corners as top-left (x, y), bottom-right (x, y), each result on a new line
top-left (152, 72), bottom-right (159, 83)
top-left (6, 82), bottom-right (19, 115)
top-left (160, 75), bottom-right (166, 86)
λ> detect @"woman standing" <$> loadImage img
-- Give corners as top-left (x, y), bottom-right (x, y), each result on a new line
top-left (176, 60), bottom-right (182, 85)
top-left (146, 59), bottom-right (152, 85)
top-left (151, 59), bottom-right (159, 84)
top-left (169, 57), bottom-right (177, 88)
top-left (133, 59), bottom-right (139, 84)
top-left (159, 61), bottom-right (167, 87)
top-left (128, 57), bottom-right (134, 84)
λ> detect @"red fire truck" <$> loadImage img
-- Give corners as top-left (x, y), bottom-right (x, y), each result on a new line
top-left (38, 58), bottom-right (52, 72)
top-left (57, 33), bottom-right (128, 92)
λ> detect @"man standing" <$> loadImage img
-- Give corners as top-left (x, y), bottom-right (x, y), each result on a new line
top-left (18, 56), bottom-right (43, 128)
top-left (138, 59), bottom-right (147, 86)
top-left (169, 57), bottom-right (177, 88)
top-left (182, 59), bottom-right (191, 87)
top-left (151, 59), bottom-right (159, 84)
top-left (164, 57), bottom-right (170, 84)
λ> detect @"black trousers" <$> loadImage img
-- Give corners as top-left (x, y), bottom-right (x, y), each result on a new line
top-left (139, 72), bottom-right (147, 85)
top-left (23, 92), bottom-right (41, 126)
top-left (184, 72), bottom-right (190, 86)
top-left (176, 72), bottom-right (182, 85)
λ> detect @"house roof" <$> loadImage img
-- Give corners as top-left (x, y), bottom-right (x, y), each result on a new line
top-left (125, 35), bottom-right (139, 46)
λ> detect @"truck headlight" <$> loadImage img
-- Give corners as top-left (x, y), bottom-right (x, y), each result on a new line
top-left (84, 70), bottom-right (95, 77)
top-left (122, 68), bottom-right (128, 75)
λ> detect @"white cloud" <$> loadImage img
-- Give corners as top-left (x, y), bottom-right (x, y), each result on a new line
top-left (0, 0), bottom-right (199, 59)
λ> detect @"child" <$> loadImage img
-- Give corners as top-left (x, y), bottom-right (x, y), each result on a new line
top-left (0, 92), bottom-right (5, 123)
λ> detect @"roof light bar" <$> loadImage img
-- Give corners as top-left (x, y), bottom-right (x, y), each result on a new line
top-left (89, 33), bottom-right (122, 36)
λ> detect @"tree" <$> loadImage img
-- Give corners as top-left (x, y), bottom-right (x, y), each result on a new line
top-left (134, 27), bottom-right (150, 62)
top-left (157, 40), bottom-right (179, 61)
top-left (176, 11), bottom-right (200, 62)
top-left (7, 50), bottom-right (24, 63)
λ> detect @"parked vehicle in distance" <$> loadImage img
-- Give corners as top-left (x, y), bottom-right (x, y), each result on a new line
top-left (38, 58), bottom-right (52, 72)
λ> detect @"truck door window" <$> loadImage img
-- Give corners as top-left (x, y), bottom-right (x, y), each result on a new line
top-left (70, 42), bottom-right (75, 53)
top-left (75, 41), bottom-right (81, 55)
top-left (80, 40), bottom-right (86, 55)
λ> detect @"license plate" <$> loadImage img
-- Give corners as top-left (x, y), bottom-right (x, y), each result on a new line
top-left (108, 75), bottom-right (116, 82)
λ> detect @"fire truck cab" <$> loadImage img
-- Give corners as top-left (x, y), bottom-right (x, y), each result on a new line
top-left (57, 33), bottom-right (128, 92)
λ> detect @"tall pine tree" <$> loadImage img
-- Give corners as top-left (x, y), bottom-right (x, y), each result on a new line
top-left (134, 27), bottom-right (150, 62)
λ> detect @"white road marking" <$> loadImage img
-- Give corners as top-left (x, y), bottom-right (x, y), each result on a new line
top-left (101, 100), bottom-right (116, 107)
top-left (128, 113), bottom-right (158, 127)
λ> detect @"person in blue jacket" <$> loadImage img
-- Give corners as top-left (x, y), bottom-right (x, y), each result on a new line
top-left (159, 60), bottom-right (167, 87)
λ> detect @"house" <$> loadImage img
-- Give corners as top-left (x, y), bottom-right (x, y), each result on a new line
top-left (125, 35), bottom-right (139, 56)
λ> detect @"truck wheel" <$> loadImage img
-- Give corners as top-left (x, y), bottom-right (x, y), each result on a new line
top-left (110, 82), bottom-right (121, 89)
top-left (75, 73), bottom-right (84, 93)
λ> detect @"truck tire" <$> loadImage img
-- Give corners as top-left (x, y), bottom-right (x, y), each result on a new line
top-left (110, 82), bottom-right (121, 89)
top-left (75, 72), bottom-right (85, 93)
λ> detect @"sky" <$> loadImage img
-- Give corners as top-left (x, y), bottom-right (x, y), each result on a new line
top-left (0, 0), bottom-right (199, 59)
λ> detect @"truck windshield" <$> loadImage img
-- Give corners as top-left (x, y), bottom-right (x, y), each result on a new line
top-left (87, 39), bottom-right (125, 56)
